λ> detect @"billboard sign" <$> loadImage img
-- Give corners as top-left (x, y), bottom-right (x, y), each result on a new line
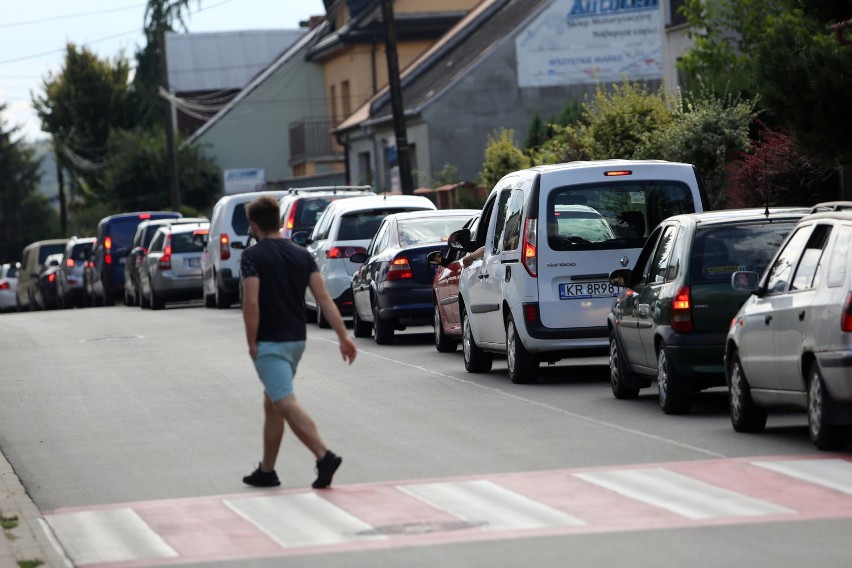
top-left (224, 167), bottom-right (266, 195)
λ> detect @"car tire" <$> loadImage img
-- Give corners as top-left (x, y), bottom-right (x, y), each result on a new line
top-left (728, 351), bottom-right (767, 433)
top-left (609, 330), bottom-right (640, 400)
top-left (352, 306), bottom-right (373, 338)
top-left (204, 292), bottom-right (216, 308)
top-left (506, 314), bottom-right (538, 384)
top-left (462, 310), bottom-right (492, 373)
top-left (433, 303), bottom-right (458, 353)
top-left (657, 343), bottom-right (692, 415)
top-left (373, 300), bottom-right (394, 345)
top-left (149, 285), bottom-right (165, 311)
top-left (215, 284), bottom-right (230, 309)
top-left (807, 362), bottom-right (847, 451)
top-left (124, 287), bottom-right (134, 307)
top-left (103, 288), bottom-right (115, 307)
top-left (317, 302), bottom-right (331, 329)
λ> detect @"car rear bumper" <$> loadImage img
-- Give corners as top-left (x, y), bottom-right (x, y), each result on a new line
top-left (817, 351), bottom-right (852, 403)
top-left (663, 330), bottom-right (727, 386)
top-left (377, 286), bottom-right (433, 323)
top-left (151, 272), bottom-right (203, 297)
top-left (217, 268), bottom-right (240, 295)
top-left (332, 288), bottom-right (355, 316)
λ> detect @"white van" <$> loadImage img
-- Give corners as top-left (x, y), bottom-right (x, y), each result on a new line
top-left (454, 160), bottom-right (710, 383)
top-left (202, 190), bottom-right (289, 308)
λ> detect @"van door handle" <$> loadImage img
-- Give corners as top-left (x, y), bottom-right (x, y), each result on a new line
top-left (479, 273), bottom-right (489, 279)
top-left (764, 315), bottom-right (772, 325)
top-left (799, 310), bottom-right (806, 321)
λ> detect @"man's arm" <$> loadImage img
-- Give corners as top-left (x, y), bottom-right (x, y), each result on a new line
top-left (308, 272), bottom-right (357, 364)
top-left (242, 276), bottom-right (260, 359)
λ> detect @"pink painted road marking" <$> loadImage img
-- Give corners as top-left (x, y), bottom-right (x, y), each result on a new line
top-left (41, 455), bottom-right (852, 568)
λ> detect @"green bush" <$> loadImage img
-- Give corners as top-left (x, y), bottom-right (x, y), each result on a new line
top-left (480, 129), bottom-right (530, 190)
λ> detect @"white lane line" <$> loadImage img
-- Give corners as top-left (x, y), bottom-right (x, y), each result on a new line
top-left (224, 493), bottom-right (387, 548)
top-left (397, 480), bottom-right (585, 531)
top-left (574, 468), bottom-right (795, 520)
top-left (313, 335), bottom-right (725, 458)
top-left (44, 508), bottom-right (178, 565)
top-left (753, 459), bottom-right (852, 495)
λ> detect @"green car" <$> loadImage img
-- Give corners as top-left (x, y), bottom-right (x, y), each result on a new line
top-left (607, 208), bottom-right (808, 414)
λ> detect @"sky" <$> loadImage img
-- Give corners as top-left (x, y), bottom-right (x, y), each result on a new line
top-left (0, 0), bottom-right (326, 144)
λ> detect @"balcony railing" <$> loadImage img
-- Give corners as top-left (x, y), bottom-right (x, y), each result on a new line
top-left (289, 119), bottom-right (344, 165)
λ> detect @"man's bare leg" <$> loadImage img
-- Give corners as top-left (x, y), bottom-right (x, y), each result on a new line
top-left (261, 394), bottom-right (285, 471)
top-left (273, 395), bottom-right (327, 460)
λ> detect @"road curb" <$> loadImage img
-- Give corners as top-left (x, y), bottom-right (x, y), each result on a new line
top-left (1, 449), bottom-right (70, 567)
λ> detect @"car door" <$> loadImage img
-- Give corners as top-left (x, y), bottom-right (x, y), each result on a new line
top-left (470, 184), bottom-right (514, 347)
top-left (738, 224), bottom-right (813, 387)
top-left (305, 208), bottom-right (334, 309)
top-left (442, 216), bottom-right (480, 328)
top-left (772, 224), bottom-right (832, 391)
top-left (354, 221), bottom-right (389, 320)
top-left (637, 224), bottom-right (679, 367)
top-left (460, 192), bottom-right (499, 344)
top-left (617, 226), bottom-right (663, 368)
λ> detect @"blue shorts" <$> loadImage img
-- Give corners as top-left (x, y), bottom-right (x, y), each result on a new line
top-left (252, 341), bottom-right (306, 403)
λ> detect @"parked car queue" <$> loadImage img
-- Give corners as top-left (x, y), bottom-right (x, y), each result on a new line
top-left (4, 160), bottom-right (852, 451)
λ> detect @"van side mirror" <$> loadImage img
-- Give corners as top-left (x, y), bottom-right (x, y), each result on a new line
top-left (349, 252), bottom-right (368, 264)
top-left (427, 251), bottom-right (445, 266)
top-left (291, 231), bottom-right (309, 246)
top-left (609, 268), bottom-right (631, 288)
top-left (231, 240), bottom-right (246, 250)
top-left (731, 271), bottom-right (759, 293)
top-left (447, 229), bottom-right (473, 251)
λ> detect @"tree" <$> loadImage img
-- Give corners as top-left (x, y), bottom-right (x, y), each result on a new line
top-left (480, 129), bottom-right (530, 190)
top-left (101, 125), bottom-right (221, 215)
top-left (0, 109), bottom-right (59, 263)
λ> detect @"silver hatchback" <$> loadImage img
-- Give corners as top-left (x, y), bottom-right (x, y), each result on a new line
top-left (139, 223), bottom-right (209, 310)
top-left (725, 202), bottom-right (852, 450)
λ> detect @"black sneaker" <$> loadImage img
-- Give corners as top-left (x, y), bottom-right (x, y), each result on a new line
top-left (312, 451), bottom-right (342, 489)
top-left (243, 464), bottom-right (280, 487)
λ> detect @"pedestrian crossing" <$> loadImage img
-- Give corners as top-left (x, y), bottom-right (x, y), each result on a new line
top-left (42, 456), bottom-right (852, 567)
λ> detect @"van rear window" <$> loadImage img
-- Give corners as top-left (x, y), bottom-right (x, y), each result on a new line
top-left (546, 181), bottom-right (695, 251)
top-left (37, 244), bottom-right (66, 265)
top-left (232, 204), bottom-right (249, 236)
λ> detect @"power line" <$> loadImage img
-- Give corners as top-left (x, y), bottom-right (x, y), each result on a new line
top-left (0, 3), bottom-right (146, 29)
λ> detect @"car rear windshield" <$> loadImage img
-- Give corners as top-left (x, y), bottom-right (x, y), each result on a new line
top-left (105, 219), bottom-right (142, 249)
top-left (295, 197), bottom-right (337, 227)
top-left (71, 243), bottom-right (92, 261)
top-left (398, 216), bottom-right (472, 246)
top-left (338, 208), bottom-right (428, 241)
top-left (546, 181), bottom-right (696, 251)
top-left (38, 244), bottom-right (66, 265)
top-left (232, 204), bottom-right (249, 236)
top-left (171, 232), bottom-right (207, 253)
top-left (691, 222), bottom-right (797, 285)
top-left (6, 265), bottom-right (17, 277)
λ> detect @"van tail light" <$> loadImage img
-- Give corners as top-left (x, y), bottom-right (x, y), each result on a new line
top-left (326, 246), bottom-right (366, 259)
top-left (0, 281), bottom-right (9, 290)
top-left (387, 255), bottom-right (413, 280)
top-left (65, 258), bottom-right (75, 267)
top-left (841, 292), bottom-right (852, 332)
top-left (284, 204), bottom-right (298, 238)
top-left (671, 286), bottom-right (693, 332)
top-left (219, 234), bottom-right (231, 261)
top-left (104, 236), bottom-right (113, 265)
top-left (48, 273), bottom-right (56, 283)
top-left (522, 218), bottom-right (538, 277)
top-left (158, 236), bottom-right (172, 270)
top-left (523, 303), bottom-right (539, 322)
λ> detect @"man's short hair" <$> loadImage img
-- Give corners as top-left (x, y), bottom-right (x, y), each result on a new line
top-left (245, 196), bottom-right (281, 233)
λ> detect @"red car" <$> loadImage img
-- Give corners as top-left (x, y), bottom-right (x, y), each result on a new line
top-left (429, 214), bottom-right (480, 352)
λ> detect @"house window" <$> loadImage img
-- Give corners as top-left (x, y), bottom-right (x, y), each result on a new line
top-left (358, 151), bottom-right (372, 186)
top-left (341, 80), bottom-right (351, 118)
top-left (669, 0), bottom-right (687, 26)
top-left (329, 85), bottom-right (337, 125)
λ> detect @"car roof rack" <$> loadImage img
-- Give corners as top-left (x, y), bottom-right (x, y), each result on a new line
top-left (286, 185), bottom-right (373, 195)
top-left (811, 201), bottom-right (852, 213)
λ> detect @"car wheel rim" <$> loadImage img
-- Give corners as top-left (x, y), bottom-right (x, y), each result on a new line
top-left (507, 321), bottom-right (516, 374)
top-left (463, 317), bottom-right (471, 362)
top-left (434, 306), bottom-right (441, 344)
top-left (658, 350), bottom-right (668, 404)
top-left (731, 362), bottom-right (743, 421)
top-left (809, 371), bottom-right (822, 438)
top-left (609, 339), bottom-right (620, 389)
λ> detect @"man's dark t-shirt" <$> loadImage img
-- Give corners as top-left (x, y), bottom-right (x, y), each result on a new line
top-left (240, 238), bottom-right (319, 342)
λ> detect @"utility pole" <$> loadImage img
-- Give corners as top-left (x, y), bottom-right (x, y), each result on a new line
top-left (158, 27), bottom-right (181, 212)
top-left (380, 0), bottom-right (414, 195)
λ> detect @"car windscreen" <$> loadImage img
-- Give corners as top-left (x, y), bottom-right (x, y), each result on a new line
top-left (38, 244), bottom-right (66, 265)
top-left (171, 232), bottom-right (208, 253)
top-left (546, 181), bottom-right (696, 251)
top-left (337, 208), bottom-right (428, 241)
top-left (397, 216), bottom-right (473, 246)
top-left (232, 204), bottom-right (249, 236)
top-left (691, 222), bottom-right (797, 285)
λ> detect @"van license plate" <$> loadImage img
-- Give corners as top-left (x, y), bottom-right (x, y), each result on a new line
top-left (559, 282), bottom-right (623, 300)
top-left (187, 258), bottom-right (200, 267)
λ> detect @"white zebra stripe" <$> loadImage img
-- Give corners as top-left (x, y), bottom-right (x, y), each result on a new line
top-left (224, 493), bottom-right (387, 547)
top-left (397, 479), bottom-right (585, 531)
top-left (574, 468), bottom-right (794, 520)
top-left (753, 459), bottom-right (852, 495)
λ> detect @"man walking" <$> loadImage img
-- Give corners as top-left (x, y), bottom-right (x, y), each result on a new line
top-left (240, 195), bottom-right (357, 489)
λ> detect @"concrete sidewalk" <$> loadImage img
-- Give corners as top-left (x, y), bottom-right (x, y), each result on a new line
top-left (1, 449), bottom-right (69, 567)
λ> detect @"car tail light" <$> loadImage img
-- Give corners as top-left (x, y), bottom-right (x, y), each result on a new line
top-left (158, 235), bottom-right (172, 270)
top-left (326, 246), bottom-right (366, 259)
top-left (139, 213), bottom-right (151, 219)
top-left (48, 273), bottom-right (56, 283)
top-left (523, 303), bottom-right (539, 322)
top-left (219, 233), bottom-right (231, 261)
top-left (522, 218), bottom-right (538, 277)
top-left (604, 170), bottom-right (633, 177)
top-left (0, 281), bottom-right (9, 290)
top-left (671, 286), bottom-right (693, 332)
top-left (842, 292), bottom-right (852, 332)
top-left (104, 236), bottom-right (112, 265)
top-left (387, 256), bottom-right (413, 280)
top-left (284, 204), bottom-right (298, 238)
top-left (65, 258), bottom-right (74, 267)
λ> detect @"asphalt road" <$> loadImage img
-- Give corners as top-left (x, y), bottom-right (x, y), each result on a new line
top-left (1, 302), bottom-right (851, 568)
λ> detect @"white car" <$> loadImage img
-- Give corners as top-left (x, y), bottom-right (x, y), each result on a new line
top-left (202, 190), bottom-right (289, 308)
top-left (0, 263), bottom-right (19, 312)
top-left (292, 194), bottom-right (437, 327)
top-left (454, 160), bottom-right (709, 383)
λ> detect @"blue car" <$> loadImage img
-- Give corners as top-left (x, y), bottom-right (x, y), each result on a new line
top-left (349, 209), bottom-right (479, 344)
